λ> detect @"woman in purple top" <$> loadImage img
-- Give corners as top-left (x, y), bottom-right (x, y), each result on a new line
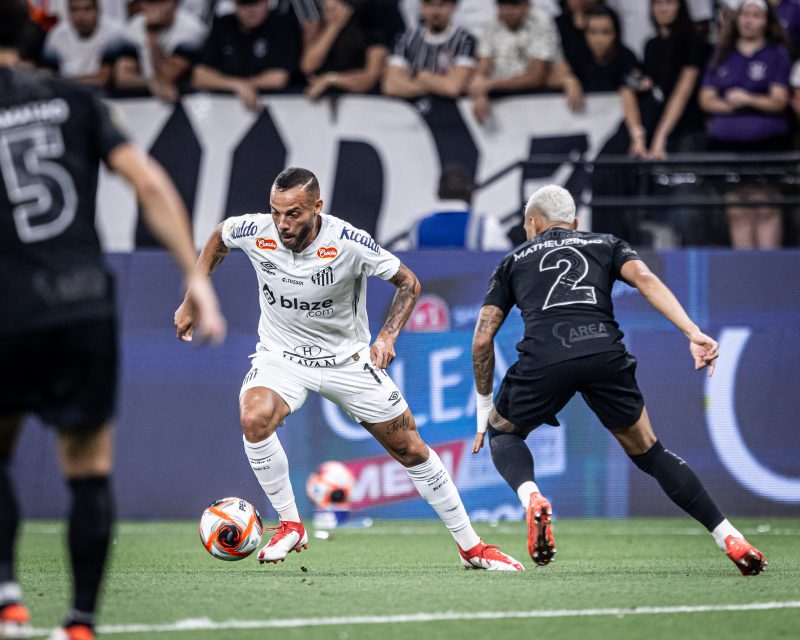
top-left (699, 0), bottom-right (792, 249)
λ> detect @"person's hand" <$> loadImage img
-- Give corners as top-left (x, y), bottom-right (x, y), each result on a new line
top-left (323, 0), bottom-right (353, 29)
top-left (638, 76), bottom-right (653, 92)
top-left (176, 275), bottom-right (227, 344)
top-left (472, 93), bottom-right (492, 124)
top-left (234, 80), bottom-right (260, 112)
top-left (305, 75), bottom-right (331, 101)
top-left (370, 332), bottom-right (396, 369)
top-left (648, 135), bottom-right (668, 160)
top-left (564, 77), bottom-right (585, 112)
top-left (689, 330), bottom-right (718, 377)
top-left (148, 78), bottom-right (178, 102)
top-left (468, 74), bottom-right (491, 97)
top-left (628, 135), bottom-right (648, 158)
top-left (472, 431), bottom-right (485, 454)
top-left (725, 88), bottom-right (751, 109)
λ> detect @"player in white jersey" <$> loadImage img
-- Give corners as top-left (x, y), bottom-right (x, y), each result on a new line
top-left (174, 167), bottom-right (523, 570)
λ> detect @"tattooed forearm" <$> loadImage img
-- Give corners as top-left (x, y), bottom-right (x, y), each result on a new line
top-left (380, 265), bottom-right (421, 339)
top-left (198, 226), bottom-right (229, 277)
top-left (472, 306), bottom-right (505, 395)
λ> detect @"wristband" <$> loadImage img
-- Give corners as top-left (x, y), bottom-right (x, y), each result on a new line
top-left (476, 391), bottom-right (493, 434)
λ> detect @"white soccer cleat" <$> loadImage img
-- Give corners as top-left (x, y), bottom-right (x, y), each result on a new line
top-left (257, 520), bottom-right (308, 564)
top-left (0, 603), bottom-right (32, 639)
top-left (458, 540), bottom-right (525, 571)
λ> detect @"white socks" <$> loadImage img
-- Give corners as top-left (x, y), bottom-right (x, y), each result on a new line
top-left (405, 447), bottom-right (481, 551)
top-left (516, 480), bottom-right (541, 508)
top-left (711, 519), bottom-right (743, 551)
top-left (243, 433), bottom-right (300, 523)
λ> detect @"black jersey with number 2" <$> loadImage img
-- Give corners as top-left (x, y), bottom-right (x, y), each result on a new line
top-left (483, 228), bottom-right (641, 371)
top-left (0, 68), bottom-right (127, 334)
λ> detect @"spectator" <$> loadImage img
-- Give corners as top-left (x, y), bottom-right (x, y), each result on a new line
top-left (641, 0), bottom-right (709, 158)
top-left (113, 0), bottom-right (206, 101)
top-left (42, 0), bottom-right (124, 87)
top-left (699, 0), bottom-right (792, 249)
top-left (192, 0), bottom-right (301, 111)
top-left (407, 164), bottom-right (512, 250)
top-left (383, 0), bottom-right (476, 99)
top-left (300, 0), bottom-right (403, 100)
top-left (770, 0), bottom-right (800, 57)
top-left (469, 0), bottom-right (561, 123)
top-left (555, 0), bottom-right (600, 77)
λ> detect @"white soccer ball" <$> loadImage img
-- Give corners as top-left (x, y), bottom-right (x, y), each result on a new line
top-left (199, 497), bottom-right (263, 561)
top-left (306, 461), bottom-right (356, 509)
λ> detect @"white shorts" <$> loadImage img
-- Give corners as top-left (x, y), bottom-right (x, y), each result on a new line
top-left (239, 347), bottom-right (408, 424)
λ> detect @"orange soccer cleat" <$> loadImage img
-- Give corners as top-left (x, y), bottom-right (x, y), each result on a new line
top-left (527, 492), bottom-right (556, 566)
top-left (458, 540), bottom-right (524, 571)
top-left (725, 536), bottom-right (767, 576)
top-left (0, 603), bottom-right (32, 640)
top-left (257, 520), bottom-right (308, 564)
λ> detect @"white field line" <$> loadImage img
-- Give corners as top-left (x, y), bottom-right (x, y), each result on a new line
top-left (28, 601), bottom-right (800, 636)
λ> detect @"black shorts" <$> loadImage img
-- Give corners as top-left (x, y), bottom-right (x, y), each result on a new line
top-left (494, 350), bottom-right (644, 436)
top-left (0, 318), bottom-right (118, 431)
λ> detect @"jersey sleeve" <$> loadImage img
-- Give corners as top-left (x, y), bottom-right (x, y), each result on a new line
top-left (611, 237), bottom-right (641, 282)
top-left (345, 227), bottom-right (400, 280)
top-left (482, 257), bottom-right (515, 314)
top-left (90, 94), bottom-right (128, 163)
top-left (220, 214), bottom-right (254, 250)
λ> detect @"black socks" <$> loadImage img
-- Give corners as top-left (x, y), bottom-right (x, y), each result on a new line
top-left (488, 426), bottom-right (535, 492)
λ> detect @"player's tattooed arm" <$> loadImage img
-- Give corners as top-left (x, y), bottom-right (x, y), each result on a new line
top-left (174, 224), bottom-right (229, 342)
top-left (371, 264), bottom-right (421, 369)
top-left (472, 305), bottom-right (506, 395)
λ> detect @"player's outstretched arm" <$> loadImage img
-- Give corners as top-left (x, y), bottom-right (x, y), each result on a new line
top-left (108, 143), bottom-right (226, 344)
top-left (471, 305), bottom-right (506, 453)
top-left (173, 224), bottom-right (230, 342)
top-left (371, 264), bottom-right (421, 369)
top-left (621, 259), bottom-right (718, 376)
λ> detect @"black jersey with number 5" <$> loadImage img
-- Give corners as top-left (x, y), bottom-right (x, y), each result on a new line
top-left (0, 68), bottom-right (127, 334)
top-left (483, 227), bottom-right (641, 371)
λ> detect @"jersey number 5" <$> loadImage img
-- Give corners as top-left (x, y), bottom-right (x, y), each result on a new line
top-left (539, 247), bottom-right (597, 310)
top-left (0, 125), bottom-right (77, 243)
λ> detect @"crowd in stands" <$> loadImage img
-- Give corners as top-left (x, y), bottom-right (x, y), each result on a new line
top-left (14, 0), bottom-right (800, 248)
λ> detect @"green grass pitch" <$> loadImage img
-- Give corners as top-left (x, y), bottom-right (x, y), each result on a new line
top-left (18, 518), bottom-right (800, 639)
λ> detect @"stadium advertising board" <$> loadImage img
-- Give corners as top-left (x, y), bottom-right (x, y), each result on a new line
top-left (15, 250), bottom-right (800, 521)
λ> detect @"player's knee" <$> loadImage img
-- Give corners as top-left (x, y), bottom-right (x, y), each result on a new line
top-left (239, 406), bottom-right (279, 442)
top-left (394, 439), bottom-right (428, 467)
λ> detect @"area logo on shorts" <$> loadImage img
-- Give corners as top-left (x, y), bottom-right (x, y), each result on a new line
top-left (256, 238), bottom-right (277, 250)
top-left (388, 391), bottom-right (402, 406)
top-left (282, 344), bottom-right (336, 367)
top-left (312, 265), bottom-right (335, 286)
top-left (552, 321), bottom-right (609, 348)
top-left (317, 246), bottom-right (338, 259)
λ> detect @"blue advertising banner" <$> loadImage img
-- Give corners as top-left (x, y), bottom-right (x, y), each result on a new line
top-left (15, 250), bottom-right (800, 522)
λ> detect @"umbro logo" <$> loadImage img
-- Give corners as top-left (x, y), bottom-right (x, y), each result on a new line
top-left (388, 391), bottom-right (401, 406)
top-left (260, 261), bottom-right (276, 275)
top-left (312, 266), bottom-right (334, 286)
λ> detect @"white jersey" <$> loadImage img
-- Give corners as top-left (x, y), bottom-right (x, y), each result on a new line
top-left (221, 212), bottom-right (401, 367)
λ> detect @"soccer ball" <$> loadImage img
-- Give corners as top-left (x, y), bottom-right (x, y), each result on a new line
top-left (306, 461), bottom-right (356, 509)
top-left (199, 497), bottom-right (263, 561)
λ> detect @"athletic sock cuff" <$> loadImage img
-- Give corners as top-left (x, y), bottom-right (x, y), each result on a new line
top-left (629, 440), bottom-right (665, 471)
top-left (67, 476), bottom-right (110, 490)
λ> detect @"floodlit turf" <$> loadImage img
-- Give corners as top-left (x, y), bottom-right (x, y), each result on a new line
top-left (18, 518), bottom-right (800, 639)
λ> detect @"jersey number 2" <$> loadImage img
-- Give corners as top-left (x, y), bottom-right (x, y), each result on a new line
top-left (0, 125), bottom-right (77, 243)
top-left (539, 247), bottom-right (597, 309)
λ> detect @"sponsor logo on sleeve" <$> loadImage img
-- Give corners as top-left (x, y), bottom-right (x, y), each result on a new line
top-left (552, 322), bottom-right (609, 348)
top-left (311, 266), bottom-right (335, 286)
top-left (317, 246), bottom-right (338, 259)
top-left (256, 238), bottom-right (277, 250)
top-left (339, 228), bottom-right (381, 253)
top-left (230, 220), bottom-right (257, 240)
top-left (282, 344), bottom-right (337, 367)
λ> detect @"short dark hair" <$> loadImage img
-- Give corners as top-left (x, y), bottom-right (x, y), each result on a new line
top-left (273, 167), bottom-right (320, 197)
top-left (0, 0), bottom-right (28, 50)
top-left (437, 164), bottom-right (473, 202)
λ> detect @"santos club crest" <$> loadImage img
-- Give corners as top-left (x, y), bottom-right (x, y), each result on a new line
top-left (312, 266), bottom-right (335, 286)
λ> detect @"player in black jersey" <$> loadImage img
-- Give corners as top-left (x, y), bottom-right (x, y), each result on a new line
top-left (0, 1), bottom-right (226, 638)
top-left (471, 184), bottom-right (767, 577)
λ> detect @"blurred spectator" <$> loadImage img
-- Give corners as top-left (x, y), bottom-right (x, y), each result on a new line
top-left (700, 0), bottom-right (792, 249)
top-left (406, 164), bottom-right (512, 250)
top-left (469, 0), bottom-right (560, 123)
top-left (300, 0), bottom-right (402, 100)
top-left (42, 0), bottom-right (124, 87)
top-left (769, 0), bottom-right (800, 57)
top-left (383, 0), bottom-right (476, 98)
top-left (113, 0), bottom-right (206, 101)
top-left (792, 56), bottom-right (800, 112)
top-left (640, 0), bottom-right (709, 158)
top-left (191, 0), bottom-right (300, 110)
top-left (555, 0), bottom-right (600, 77)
